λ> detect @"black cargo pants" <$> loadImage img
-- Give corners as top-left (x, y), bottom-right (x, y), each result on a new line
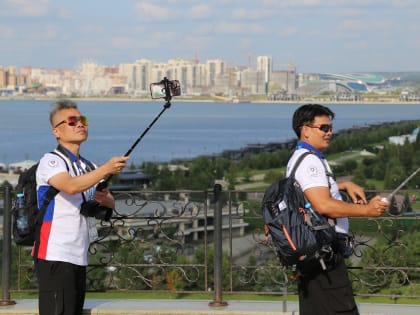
top-left (35, 259), bottom-right (86, 315)
top-left (297, 253), bottom-right (359, 315)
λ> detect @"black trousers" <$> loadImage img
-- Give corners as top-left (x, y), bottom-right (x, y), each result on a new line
top-left (297, 253), bottom-right (359, 315)
top-left (35, 259), bottom-right (86, 315)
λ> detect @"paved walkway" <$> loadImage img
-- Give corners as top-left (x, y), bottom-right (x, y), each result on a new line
top-left (0, 299), bottom-right (419, 315)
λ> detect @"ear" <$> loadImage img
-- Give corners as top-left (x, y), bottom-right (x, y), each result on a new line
top-left (301, 125), bottom-right (310, 140)
top-left (52, 127), bottom-right (60, 139)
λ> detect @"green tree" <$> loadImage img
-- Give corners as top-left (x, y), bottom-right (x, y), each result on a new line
top-left (342, 160), bottom-right (358, 174)
top-left (194, 245), bottom-right (234, 291)
top-left (384, 160), bottom-right (405, 190)
top-left (352, 164), bottom-right (367, 187)
top-left (396, 142), bottom-right (415, 172)
top-left (264, 170), bottom-right (284, 184)
top-left (362, 157), bottom-right (375, 179)
top-left (225, 163), bottom-right (239, 190)
top-left (413, 129), bottom-right (420, 151)
top-left (188, 156), bottom-right (218, 189)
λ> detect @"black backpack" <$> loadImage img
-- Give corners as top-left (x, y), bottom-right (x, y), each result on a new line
top-left (12, 152), bottom-right (67, 253)
top-left (262, 151), bottom-right (336, 269)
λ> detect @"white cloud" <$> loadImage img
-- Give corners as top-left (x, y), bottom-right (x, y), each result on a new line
top-left (111, 37), bottom-right (134, 49)
top-left (178, 34), bottom-right (215, 57)
top-left (141, 31), bottom-right (180, 49)
top-left (1, 0), bottom-right (52, 17)
top-left (390, 0), bottom-right (418, 7)
top-left (257, 0), bottom-right (323, 8)
top-left (337, 19), bottom-right (368, 34)
top-left (41, 25), bottom-right (59, 40)
top-left (337, 19), bottom-right (395, 38)
top-left (214, 22), bottom-right (266, 35)
top-left (134, 1), bottom-right (175, 21)
top-left (80, 25), bottom-right (105, 34)
top-left (1, 0), bottom-right (419, 71)
top-left (276, 26), bottom-right (299, 38)
top-left (189, 4), bottom-right (212, 19)
top-left (231, 8), bottom-right (275, 20)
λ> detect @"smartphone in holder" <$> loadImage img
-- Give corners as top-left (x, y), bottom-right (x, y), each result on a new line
top-left (150, 79), bottom-right (181, 99)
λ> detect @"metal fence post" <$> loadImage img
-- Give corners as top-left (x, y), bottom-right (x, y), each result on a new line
top-left (1, 185), bottom-right (16, 306)
top-left (209, 184), bottom-right (228, 307)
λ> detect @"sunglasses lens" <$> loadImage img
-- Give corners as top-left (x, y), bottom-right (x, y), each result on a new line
top-left (80, 116), bottom-right (88, 126)
top-left (320, 124), bottom-right (332, 132)
top-left (66, 116), bottom-right (88, 126)
top-left (67, 116), bottom-right (78, 126)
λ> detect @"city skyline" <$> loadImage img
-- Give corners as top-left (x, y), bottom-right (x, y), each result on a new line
top-left (0, 1), bottom-right (419, 73)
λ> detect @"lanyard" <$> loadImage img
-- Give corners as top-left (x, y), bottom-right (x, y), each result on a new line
top-left (56, 145), bottom-right (96, 200)
top-left (296, 141), bottom-right (325, 159)
top-left (295, 141), bottom-right (334, 186)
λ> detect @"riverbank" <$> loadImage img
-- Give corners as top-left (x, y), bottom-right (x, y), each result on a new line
top-left (1, 95), bottom-right (420, 105)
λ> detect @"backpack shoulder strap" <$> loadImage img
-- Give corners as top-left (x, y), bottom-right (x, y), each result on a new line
top-left (290, 151), bottom-right (332, 188)
top-left (318, 159), bottom-right (333, 189)
top-left (33, 151), bottom-right (69, 259)
top-left (51, 150), bottom-right (70, 171)
top-left (292, 150), bottom-right (336, 226)
top-left (289, 151), bottom-right (313, 178)
top-left (35, 151), bottom-right (68, 216)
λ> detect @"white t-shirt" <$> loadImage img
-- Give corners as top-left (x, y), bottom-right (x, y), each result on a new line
top-left (286, 149), bottom-right (349, 234)
top-left (35, 150), bottom-right (95, 266)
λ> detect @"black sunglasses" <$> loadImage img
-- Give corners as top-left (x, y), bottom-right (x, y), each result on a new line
top-left (306, 123), bottom-right (333, 133)
top-left (54, 116), bottom-right (88, 128)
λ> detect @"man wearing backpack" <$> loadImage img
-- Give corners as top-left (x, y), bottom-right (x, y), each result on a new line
top-left (35, 100), bottom-right (129, 315)
top-left (288, 104), bottom-right (389, 315)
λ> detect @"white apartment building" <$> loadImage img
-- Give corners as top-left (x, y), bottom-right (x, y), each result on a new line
top-left (257, 56), bottom-right (272, 94)
top-left (206, 59), bottom-right (225, 87)
top-left (119, 59), bottom-right (153, 95)
top-left (239, 68), bottom-right (265, 95)
top-left (10, 56), bottom-right (297, 97)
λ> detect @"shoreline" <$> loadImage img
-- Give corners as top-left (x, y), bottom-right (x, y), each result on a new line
top-left (1, 96), bottom-right (420, 105)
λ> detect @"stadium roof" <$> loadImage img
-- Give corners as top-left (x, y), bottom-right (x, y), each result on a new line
top-left (319, 73), bottom-right (385, 85)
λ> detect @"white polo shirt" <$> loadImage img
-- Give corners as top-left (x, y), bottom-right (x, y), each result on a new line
top-left (287, 149), bottom-right (349, 234)
top-left (35, 150), bottom-right (93, 266)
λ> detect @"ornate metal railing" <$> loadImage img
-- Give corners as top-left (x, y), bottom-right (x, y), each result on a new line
top-left (3, 186), bottom-right (420, 302)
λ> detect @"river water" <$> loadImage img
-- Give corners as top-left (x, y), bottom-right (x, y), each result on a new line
top-left (0, 100), bottom-right (419, 166)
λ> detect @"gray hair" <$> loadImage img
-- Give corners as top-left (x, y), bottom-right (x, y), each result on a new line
top-left (49, 100), bottom-right (78, 126)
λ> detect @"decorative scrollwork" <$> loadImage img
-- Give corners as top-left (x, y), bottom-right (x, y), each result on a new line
top-left (13, 188), bottom-right (420, 299)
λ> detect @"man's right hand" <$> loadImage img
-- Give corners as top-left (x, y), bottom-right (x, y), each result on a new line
top-left (104, 156), bottom-right (130, 175)
top-left (366, 196), bottom-right (389, 217)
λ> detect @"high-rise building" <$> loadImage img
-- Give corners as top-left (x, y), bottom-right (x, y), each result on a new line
top-left (257, 56), bottom-right (272, 94)
top-left (133, 59), bottom-right (153, 93)
top-left (206, 59), bottom-right (225, 87)
top-left (0, 67), bottom-right (6, 88)
top-left (3, 55), bottom-right (302, 97)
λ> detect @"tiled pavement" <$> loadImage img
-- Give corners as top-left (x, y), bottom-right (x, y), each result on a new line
top-left (0, 299), bottom-right (419, 315)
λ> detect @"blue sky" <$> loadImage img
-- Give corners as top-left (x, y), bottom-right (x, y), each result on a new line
top-left (0, 0), bottom-right (419, 73)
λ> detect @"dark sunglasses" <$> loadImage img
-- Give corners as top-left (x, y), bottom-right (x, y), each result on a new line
top-left (306, 123), bottom-right (333, 133)
top-left (54, 116), bottom-right (88, 128)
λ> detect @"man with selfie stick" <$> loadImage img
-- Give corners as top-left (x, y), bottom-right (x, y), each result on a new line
top-left (35, 100), bottom-right (129, 315)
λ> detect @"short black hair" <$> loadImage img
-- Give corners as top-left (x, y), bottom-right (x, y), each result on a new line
top-left (292, 103), bottom-right (335, 137)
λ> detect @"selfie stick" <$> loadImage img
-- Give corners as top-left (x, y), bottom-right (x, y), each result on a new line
top-left (381, 166), bottom-right (420, 202)
top-left (96, 77), bottom-right (173, 191)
